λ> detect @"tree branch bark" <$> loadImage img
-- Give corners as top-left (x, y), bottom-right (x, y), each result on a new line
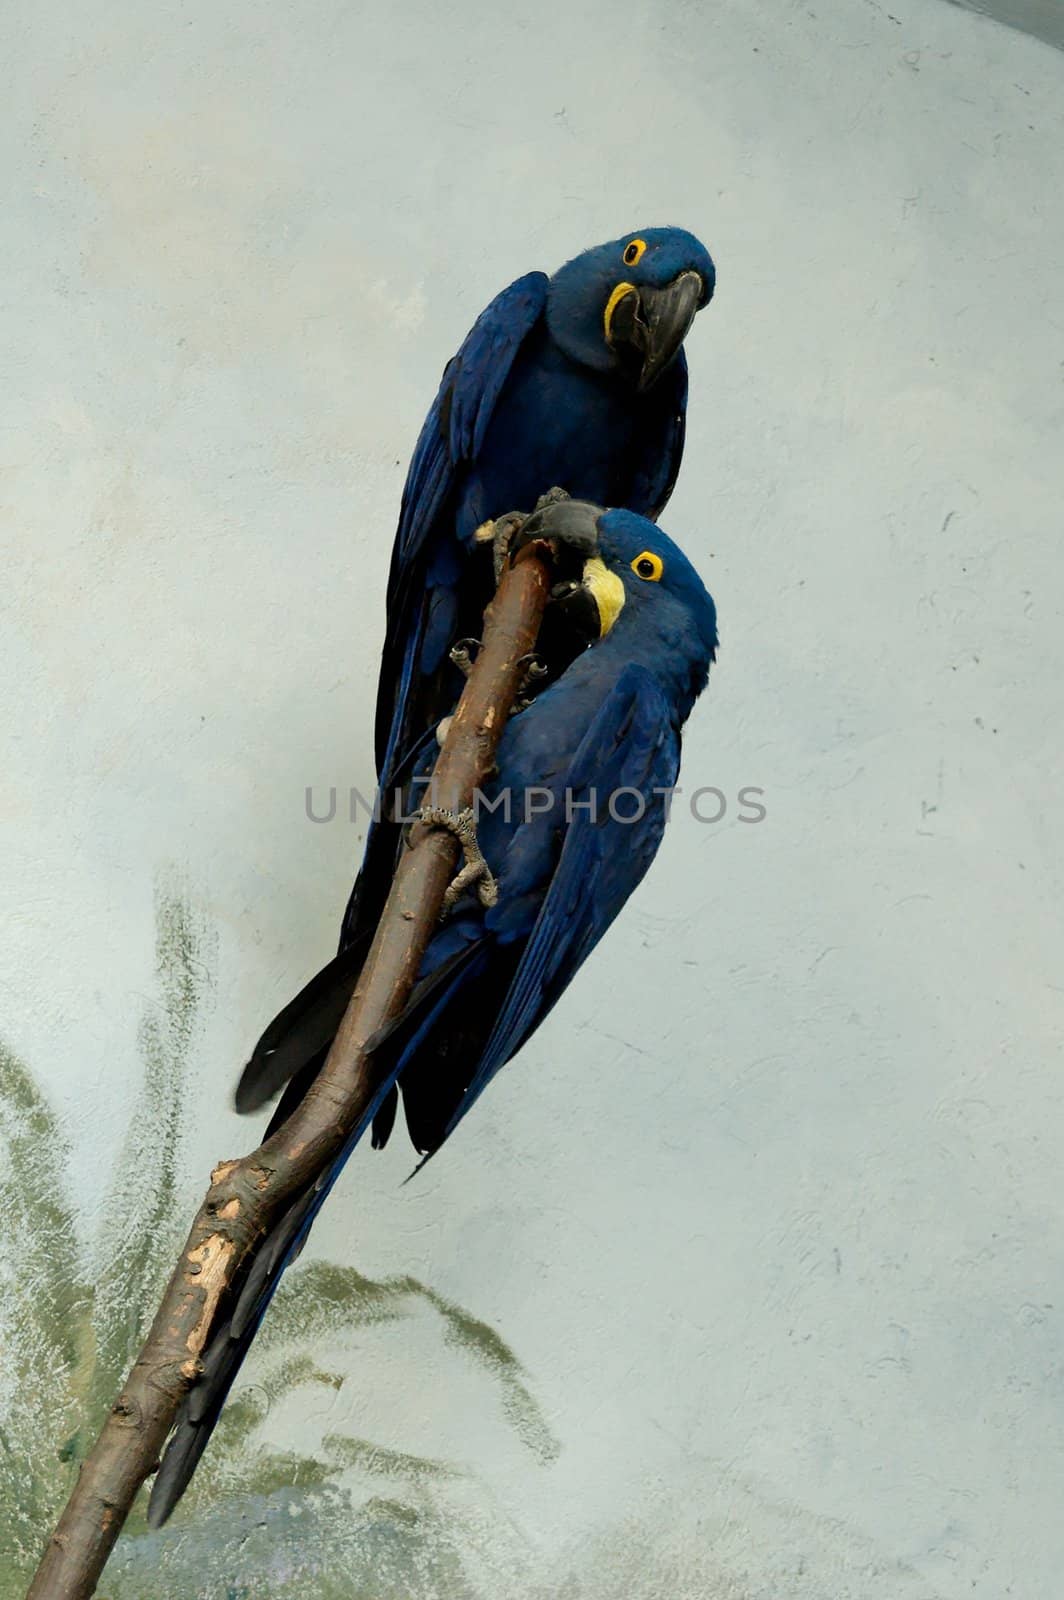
top-left (25, 541), bottom-right (553, 1600)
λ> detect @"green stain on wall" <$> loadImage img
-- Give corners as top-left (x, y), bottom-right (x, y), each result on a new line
top-left (0, 873), bottom-right (559, 1599)
top-left (90, 873), bottom-right (218, 1421)
top-left (0, 1040), bottom-right (94, 1560)
top-left (420, 1287), bottom-right (561, 1467)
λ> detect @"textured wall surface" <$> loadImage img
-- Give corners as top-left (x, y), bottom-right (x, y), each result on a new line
top-left (2, 0), bottom-right (1062, 1595)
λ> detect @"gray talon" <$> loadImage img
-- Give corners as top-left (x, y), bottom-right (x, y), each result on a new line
top-left (488, 511), bottom-right (528, 583)
top-left (449, 638), bottom-right (480, 678)
top-left (417, 805), bottom-right (498, 915)
top-left (510, 653), bottom-right (550, 715)
top-left (534, 486), bottom-right (571, 510)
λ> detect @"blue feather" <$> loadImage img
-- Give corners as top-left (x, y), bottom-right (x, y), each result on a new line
top-left (151, 224), bottom-right (719, 1520)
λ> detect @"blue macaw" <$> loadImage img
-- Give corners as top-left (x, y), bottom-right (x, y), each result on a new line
top-left (349, 227), bottom-right (715, 949)
top-left (147, 500), bottom-right (718, 1525)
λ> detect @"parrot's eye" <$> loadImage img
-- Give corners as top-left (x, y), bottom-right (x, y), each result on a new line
top-left (622, 238), bottom-right (647, 267)
top-left (631, 551), bottom-right (663, 582)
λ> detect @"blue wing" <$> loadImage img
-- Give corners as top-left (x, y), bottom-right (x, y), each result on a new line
top-left (397, 663), bottom-right (681, 1154)
top-left (630, 349), bottom-right (688, 521)
top-left (152, 670), bottom-right (681, 1520)
top-left (375, 271), bottom-right (549, 781)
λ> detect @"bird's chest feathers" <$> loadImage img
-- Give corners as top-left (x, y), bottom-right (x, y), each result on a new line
top-left (462, 337), bottom-right (641, 526)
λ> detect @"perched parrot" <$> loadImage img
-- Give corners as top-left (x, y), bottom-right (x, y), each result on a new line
top-left (349, 227), bottom-right (715, 948)
top-left (147, 499), bottom-right (719, 1525)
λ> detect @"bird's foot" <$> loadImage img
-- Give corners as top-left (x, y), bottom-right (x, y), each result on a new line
top-left (476, 490), bottom-right (573, 583)
top-left (448, 637), bottom-right (480, 678)
top-left (417, 805), bottom-right (498, 915)
top-left (475, 509), bottom-right (534, 584)
top-left (533, 486), bottom-right (571, 511)
top-left (510, 652), bottom-right (550, 715)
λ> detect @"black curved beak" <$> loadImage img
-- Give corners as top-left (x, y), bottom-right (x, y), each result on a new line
top-left (508, 497), bottom-right (603, 575)
top-left (636, 270), bottom-right (704, 390)
top-left (608, 270), bottom-right (704, 392)
top-left (507, 497), bottom-right (619, 650)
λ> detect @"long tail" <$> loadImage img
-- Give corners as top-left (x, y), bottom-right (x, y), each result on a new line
top-left (233, 934), bottom-right (374, 1115)
top-left (145, 1070), bottom-right (398, 1527)
top-left (146, 939), bottom-right (484, 1527)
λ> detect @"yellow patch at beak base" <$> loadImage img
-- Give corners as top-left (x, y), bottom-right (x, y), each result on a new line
top-left (603, 282), bottom-right (637, 346)
top-left (582, 557), bottom-right (626, 638)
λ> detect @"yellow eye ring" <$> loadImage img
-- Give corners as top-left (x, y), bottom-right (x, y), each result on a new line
top-left (631, 550), bottom-right (663, 582)
top-left (622, 238), bottom-right (647, 267)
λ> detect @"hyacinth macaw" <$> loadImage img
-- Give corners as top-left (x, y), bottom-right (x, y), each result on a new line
top-left (348, 227), bottom-right (715, 947)
top-left (147, 499), bottom-right (718, 1525)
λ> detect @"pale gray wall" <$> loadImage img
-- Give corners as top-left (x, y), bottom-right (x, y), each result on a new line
top-left (3, 0), bottom-right (1063, 1595)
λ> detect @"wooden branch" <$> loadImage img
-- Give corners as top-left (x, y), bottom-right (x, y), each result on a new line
top-left (25, 541), bottom-right (553, 1600)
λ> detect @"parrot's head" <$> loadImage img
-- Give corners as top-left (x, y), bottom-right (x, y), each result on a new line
top-left (545, 227), bottom-right (715, 391)
top-left (593, 508), bottom-right (718, 675)
top-left (511, 500), bottom-right (718, 702)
